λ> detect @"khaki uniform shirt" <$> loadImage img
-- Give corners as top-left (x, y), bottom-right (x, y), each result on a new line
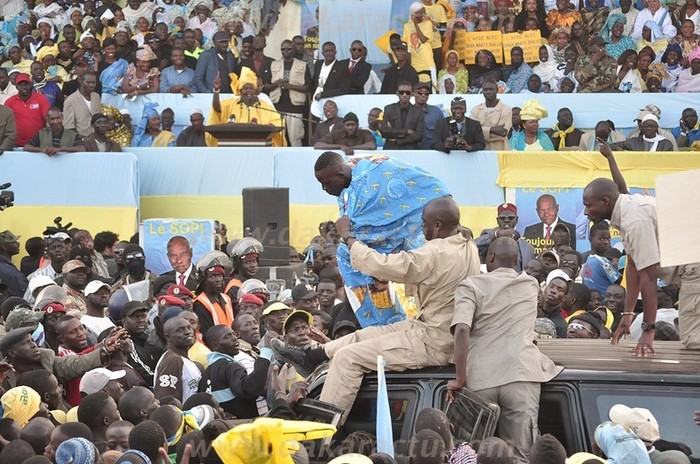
top-left (452, 268), bottom-right (562, 391)
top-left (610, 194), bottom-right (677, 283)
top-left (470, 101), bottom-right (512, 151)
top-left (350, 233), bottom-right (480, 351)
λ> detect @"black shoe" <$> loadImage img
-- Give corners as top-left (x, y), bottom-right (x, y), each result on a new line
top-left (270, 338), bottom-right (317, 377)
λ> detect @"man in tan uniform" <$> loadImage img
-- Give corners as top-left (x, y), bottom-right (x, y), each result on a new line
top-left (272, 197), bottom-right (480, 417)
top-left (448, 238), bottom-right (562, 463)
top-left (583, 148), bottom-right (696, 353)
top-left (469, 79), bottom-right (512, 151)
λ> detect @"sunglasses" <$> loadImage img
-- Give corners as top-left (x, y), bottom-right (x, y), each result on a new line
top-left (414, 91), bottom-right (429, 96)
top-left (497, 215), bottom-right (516, 221)
top-left (398, 90), bottom-right (412, 95)
top-left (568, 322), bottom-right (597, 337)
top-left (125, 252), bottom-right (144, 260)
top-left (351, 47), bottom-right (363, 51)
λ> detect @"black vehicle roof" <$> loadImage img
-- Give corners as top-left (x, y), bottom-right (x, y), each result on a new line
top-left (323, 340), bottom-right (700, 387)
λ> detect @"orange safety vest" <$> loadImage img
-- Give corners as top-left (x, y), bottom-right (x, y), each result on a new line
top-left (224, 278), bottom-right (243, 296)
top-left (194, 292), bottom-right (234, 327)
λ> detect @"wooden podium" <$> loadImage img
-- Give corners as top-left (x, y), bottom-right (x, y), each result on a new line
top-left (204, 123), bottom-right (283, 147)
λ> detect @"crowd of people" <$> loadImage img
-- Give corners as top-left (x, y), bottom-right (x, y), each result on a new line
top-left (0, 146), bottom-right (698, 463)
top-left (1, 0), bottom-right (700, 151)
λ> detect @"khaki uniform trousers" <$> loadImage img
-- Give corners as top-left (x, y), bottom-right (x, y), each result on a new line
top-left (679, 264), bottom-right (700, 350)
top-left (474, 381), bottom-right (541, 464)
top-left (319, 320), bottom-right (452, 415)
top-left (284, 113), bottom-right (304, 147)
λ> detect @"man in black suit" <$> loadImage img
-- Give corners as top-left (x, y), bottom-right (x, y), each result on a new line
top-left (523, 194), bottom-right (577, 253)
top-left (338, 40), bottom-right (371, 95)
top-left (432, 97), bottom-right (485, 153)
top-left (380, 81), bottom-right (424, 150)
top-left (311, 42), bottom-right (350, 104)
top-left (160, 236), bottom-right (199, 291)
top-left (379, 40), bottom-right (418, 95)
top-left (240, 34), bottom-right (275, 94)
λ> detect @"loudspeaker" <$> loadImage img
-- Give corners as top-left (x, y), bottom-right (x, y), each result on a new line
top-left (242, 187), bottom-right (290, 266)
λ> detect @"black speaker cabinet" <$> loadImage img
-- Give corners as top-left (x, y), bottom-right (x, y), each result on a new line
top-left (242, 187), bottom-right (290, 266)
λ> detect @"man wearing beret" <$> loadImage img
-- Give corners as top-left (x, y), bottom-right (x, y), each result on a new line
top-left (313, 112), bottom-right (376, 155)
top-left (62, 260), bottom-right (89, 317)
top-left (82, 113), bottom-right (122, 152)
top-left (193, 264), bottom-right (234, 337)
top-left (475, 203), bottom-right (535, 272)
top-left (0, 230), bottom-right (28, 298)
top-left (432, 97), bottom-right (485, 153)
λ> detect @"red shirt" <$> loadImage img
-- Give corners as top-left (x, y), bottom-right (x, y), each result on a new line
top-left (5, 92), bottom-right (50, 147)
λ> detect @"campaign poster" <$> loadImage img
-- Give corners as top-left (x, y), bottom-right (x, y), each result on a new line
top-left (141, 219), bottom-right (216, 275)
top-left (513, 187), bottom-right (631, 256)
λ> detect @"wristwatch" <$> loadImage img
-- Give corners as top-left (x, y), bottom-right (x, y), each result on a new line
top-left (341, 234), bottom-right (356, 245)
top-left (641, 322), bottom-right (656, 332)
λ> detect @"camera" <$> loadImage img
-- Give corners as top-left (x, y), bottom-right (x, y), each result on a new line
top-left (0, 183), bottom-right (14, 211)
top-left (447, 120), bottom-right (466, 149)
top-left (448, 118), bottom-right (459, 137)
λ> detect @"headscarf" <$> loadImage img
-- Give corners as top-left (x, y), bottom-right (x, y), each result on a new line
top-left (166, 408), bottom-right (201, 446)
top-left (115, 21), bottom-right (131, 34)
top-left (1, 386), bottom-right (41, 428)
top-left (409, 2), bottom-right (425, 15)
top-left (533, 45), bottom-right (558, 83)
top-left (689, 47), bottom-right (700, 62)
top-left (519, 99), bottom-right (548, 120)
top-left (36, 18), bottom-right (57, 38)
top-left (444, 18), bottom-right (468, 41)
top-left (594, 421), bottom-right (651, 464)
top-left (135, 44), bottom-right (157, 61)
top-left (643, 20), bottom-right (663, 42)
top-left (36, 44), bottom-right (59, 61)
top-left (103, 104), bottom-right (133, 146)
top-left (439, 73), bottom-right (457, 93)
top-left (444, 49), bottom-right (460, 70)
top-left (583, 0), bottom-right (604, 11)
top-left (464, 0), bottom-right (478, 7)
top-left (186, 0), bottom-right (214, 16)
top-left (81, 16), bottom-right (96, 32)
top-left (236, 65), bottom-right (258, 92)
top-left (143, 102), bottom-right (160, 119)
top-left (599, 13), bottom-right (627, 41)
top-left (661, 42), bottom-right (683, 63)
top-left (55, 437), bottom-right (97, 464)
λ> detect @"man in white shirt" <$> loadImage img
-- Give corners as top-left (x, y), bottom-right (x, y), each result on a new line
top-left (0, 68), bottom-right (18, 105)
top-left (81, 280), bottom-right (115, 338)
top-left (631, 0), bottom-right (677, 40)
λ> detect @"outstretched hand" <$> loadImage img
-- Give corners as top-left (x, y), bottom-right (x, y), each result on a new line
top-left (445, 378), bottom-right (464, 403)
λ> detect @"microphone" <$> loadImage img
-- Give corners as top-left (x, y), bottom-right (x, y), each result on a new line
top-left (251, 118), bottom-right (258, 124)
top-left (228, 114), bottom-right (236, 123)
top-left (0, 183), bottom-right (10, 190)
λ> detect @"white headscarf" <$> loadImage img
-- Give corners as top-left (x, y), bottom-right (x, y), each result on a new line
top-left (533, 45), bottom-right (558, 84)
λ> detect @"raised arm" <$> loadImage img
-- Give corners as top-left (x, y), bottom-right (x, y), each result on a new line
top-left (599, 142), bottom-right (629, 194)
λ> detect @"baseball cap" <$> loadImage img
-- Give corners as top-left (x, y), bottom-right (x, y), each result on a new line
top-left (84, 280), bottom-right (110, 297)
top-left (121, 300), bottom-right (149, 318)
top-left (291, 284), bottom-right (317, 303)
top-left (413, 81), bottom-right (430, 92)
top-left (79, 368), bottom-right (126, 395)
top-left (27, 275), bottom-right (57, 295)
top-left (392, 41), bottom-right (408, 50)
top-left (497, 203), bottom-right (517, 215)
top-left (14, 73), bottom-right (31, 84)
top-left (546, 269), bottom-right (572, 286)
top-left (553, 223), bottom-right (569, 233)
top-left (282, 309), bottom-right (313, 333)
top-left (62, 259), bottom-right (88, 274)
top-left (153, 275), bottom-right (176, 295)
top-left (608, 404), bottom-right (660, 443)
top-left (42, 302), bottom-right (67, 315)
top-left (0, 327), bottom-right (35, 357)
top-left (540, 250), bottom-right (560, 266)
top-left (5, 307), bottom-right (44, 332)
top-left (0, 230), bottom-right (20, 246)
top-left (47, 232), bottom-right (71, 244)
top-left (261, 302), bottom-right (291, 316)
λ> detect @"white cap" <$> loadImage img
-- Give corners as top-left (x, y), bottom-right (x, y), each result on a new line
top-left (608, 404), bottom-right (660, 443)
top-left (641, 113), bottom-right (659, 124)
top-left (190, 108), bottom-right (204, 116)
top-left (119, 109), bottom-right (130, 116)
top-left (80, 31), bottom-right (95, 41)
top-left (84, 280), bottom-right (111, 297)
top-left (28, 275), bottom-right (58, 295)
top-left (546, 269), bottom-right (572, 286)
top-left (79, 368), bottom-right (126, 395)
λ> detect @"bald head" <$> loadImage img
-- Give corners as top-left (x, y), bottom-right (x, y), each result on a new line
top-left (422, 197), bottom-right (460, 240)
top-left (583, 178), bottom-right (619, 224)
top-left (21, 417), bottom-right (54, 455)
top-left (486, 237), bottom-right (519, 272)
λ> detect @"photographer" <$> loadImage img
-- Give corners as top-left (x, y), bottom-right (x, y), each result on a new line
top-left (432, 97), bottom-right (485, 153)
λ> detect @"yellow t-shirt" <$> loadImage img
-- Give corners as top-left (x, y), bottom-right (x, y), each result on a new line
top-left (424, 4), bottom-right (447, 49)
top-left (402, 20), bottom-right (436, 73)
